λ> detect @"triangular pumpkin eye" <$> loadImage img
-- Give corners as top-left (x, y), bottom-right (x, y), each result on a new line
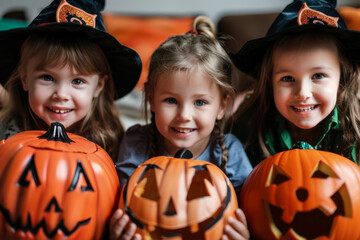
top-left (266, 165), bottom-right (290, 186)
top-left (311, 161), bottom-right (339, 179)
top-left (68, 160), bottom-right (94, 192)
top-left (186, 165), bottom-right (213, 201)
top-left (17, 155), bottom-right (40, 187)
top-left (137, 164), bottom-right (161, 201)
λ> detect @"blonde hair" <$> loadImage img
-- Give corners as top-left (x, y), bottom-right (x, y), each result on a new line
top-left (236, 30), bottom-right (360, 161)
top-left (144, 16), bottom-right (235, 171)
top-left (0, 32), bottom-right (123, 160)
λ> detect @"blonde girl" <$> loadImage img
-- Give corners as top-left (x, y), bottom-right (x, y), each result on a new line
top-left (112, 16), bottom-right (252, 240)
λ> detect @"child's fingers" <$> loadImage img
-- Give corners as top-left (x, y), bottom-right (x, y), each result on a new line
top-left (110, 209), bottom-right (123, 231)
top-left (223, 209), bottom-right (250, 240)
top-left (133, 233), bottom-right (142, 240)
top-left (223, 221), bottom-right (247, 240)
top-left (109, 209), bottom-right (130, 240)
top-left (235, 209), bottom-right (250, 239)
top-left (235, 208), bottom-right (248, 227)
top-left (221, 234), bottom-right (229, 240)
top-left (121, 222), bottom-right (138, 240)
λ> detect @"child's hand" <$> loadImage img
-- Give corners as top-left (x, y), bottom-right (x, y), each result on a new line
top-left (222, 208), bottom-right (250, 240)
top-left (109, 209), bottom-right (142, 240)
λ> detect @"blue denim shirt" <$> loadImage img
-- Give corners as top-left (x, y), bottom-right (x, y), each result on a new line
top-left (115, 124), bottom-right (253, 193)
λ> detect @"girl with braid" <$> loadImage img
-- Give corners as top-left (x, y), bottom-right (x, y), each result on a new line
top-left (111, 16), bottom-right (252, 240)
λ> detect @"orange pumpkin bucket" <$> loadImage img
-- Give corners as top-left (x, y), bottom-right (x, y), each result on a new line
top-left (0, 122), bottom-right (120, 239)
top-left (119, 150), bottom-right (238, 239)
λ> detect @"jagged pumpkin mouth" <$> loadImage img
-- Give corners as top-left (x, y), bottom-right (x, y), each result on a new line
top-left (0, 205), bottom-right (90, 238)
top-left (123, 179), bottom-right (232, 240)
top-left (264, 184), bottom-right (351, 239)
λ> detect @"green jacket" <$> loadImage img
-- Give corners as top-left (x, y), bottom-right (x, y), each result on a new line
top-left (232, 106), bottom-right (357, 167)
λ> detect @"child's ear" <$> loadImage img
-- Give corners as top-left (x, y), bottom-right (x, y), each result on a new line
top-left (216, 95), bottom-right (229, 120)
top-left (94, 75), bottom-right (107, 98)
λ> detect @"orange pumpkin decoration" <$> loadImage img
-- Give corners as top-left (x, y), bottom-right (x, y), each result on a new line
top-left (0, 122), bottom-right (120, 239)
top-left (119, 150), bottom-right (238, 239)
top-left (240, 147), bottom-right (360, 240)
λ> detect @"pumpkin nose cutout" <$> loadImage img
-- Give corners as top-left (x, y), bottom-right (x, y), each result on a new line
top-left (163, 197), bottom-right (177, 216)
top-left (45, 197), bottom-right (63, 212)
top-left (296, 188), bottom-right (308, 202)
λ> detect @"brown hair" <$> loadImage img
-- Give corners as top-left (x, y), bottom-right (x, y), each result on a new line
top-left (144, 16), bottom-right (235, 171)
top-left (236, 30), bottom-right (360, 161)
top-left (0, 32), bottom-right (123, 160)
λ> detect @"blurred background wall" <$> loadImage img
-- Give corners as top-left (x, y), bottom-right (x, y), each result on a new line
top-left (1, 0), bottom-right (358, 23)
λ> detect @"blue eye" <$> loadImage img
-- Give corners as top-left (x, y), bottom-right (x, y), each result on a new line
top-left (164, 98), bottom-right (177, 104)
top-left (312, 73), bottom-right (326, 80)
top-left (40, 74), bottom-right (53, 81)
top-left (280, 76), bottom-right (294, 82)
top-left (195, 100), bottom-right (206, 106)
top-left (72, 78), bottom-right (84, 85)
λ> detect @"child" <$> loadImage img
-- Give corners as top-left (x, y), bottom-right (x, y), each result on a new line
top-left (111, 16), bottom-right (252, 240)
top-left (231, 0), bottom-right (360, 166)
top-left (0, 0), bottom-right (142, 160)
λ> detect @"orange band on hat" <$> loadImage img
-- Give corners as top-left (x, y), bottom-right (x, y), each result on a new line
top-left (21, 0), bottom-right (98, 54)
top-left (56, 0), bottom-right (97, 27)
top-left (298, 2), bottom-right (339, 27)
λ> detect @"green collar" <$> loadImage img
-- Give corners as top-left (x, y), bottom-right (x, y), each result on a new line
top-left (271, 106), bottom-right (340, 150)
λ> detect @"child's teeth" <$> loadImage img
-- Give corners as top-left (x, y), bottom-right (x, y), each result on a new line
top-left (176, 128), bottom-right (192, 133)
top-left (294, 106), bottom-right (315, 112)
top-left (51, 108), bottom-right (70, 113)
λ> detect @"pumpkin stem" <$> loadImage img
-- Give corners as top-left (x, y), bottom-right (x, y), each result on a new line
top-left (39, 122), bottom-right (74, 143)
top-left (174, 149), bottom-right (193, 159)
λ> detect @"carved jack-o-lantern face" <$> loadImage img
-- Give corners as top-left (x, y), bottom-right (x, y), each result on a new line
top-left (119, 154), bottom-right (238, 240)
top-left (0, 123), bottom-right (120, 239)
top-left (240, 149), bottom-right (360, 240)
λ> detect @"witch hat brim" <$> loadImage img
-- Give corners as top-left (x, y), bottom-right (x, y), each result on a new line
top-left (0, 0), bottom-right (142, 99)
top-left (231, 24), bottom-right (360, 77)
top-left (231, 0), bottom-right (360, 78)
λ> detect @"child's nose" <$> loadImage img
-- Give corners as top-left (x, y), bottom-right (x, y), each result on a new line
top-left (52, 84), bottom-right (70, 100)
top-left (295, 81), bottom-right (312, 100)
top-left (177, 104), bottom-right (192, 121)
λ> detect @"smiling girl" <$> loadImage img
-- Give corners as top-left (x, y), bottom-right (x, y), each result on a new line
top-left (0, 0), bottom-right (141, 160)
top-left (112, 16), bottom-right (252, 240)
top-left (231, 0), bottom-right (360, 166)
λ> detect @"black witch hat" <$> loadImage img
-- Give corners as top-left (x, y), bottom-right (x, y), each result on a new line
top-left (0, 0), bottom-right (142, 99)
top-left (231, 0), bottom-right (360, 78)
